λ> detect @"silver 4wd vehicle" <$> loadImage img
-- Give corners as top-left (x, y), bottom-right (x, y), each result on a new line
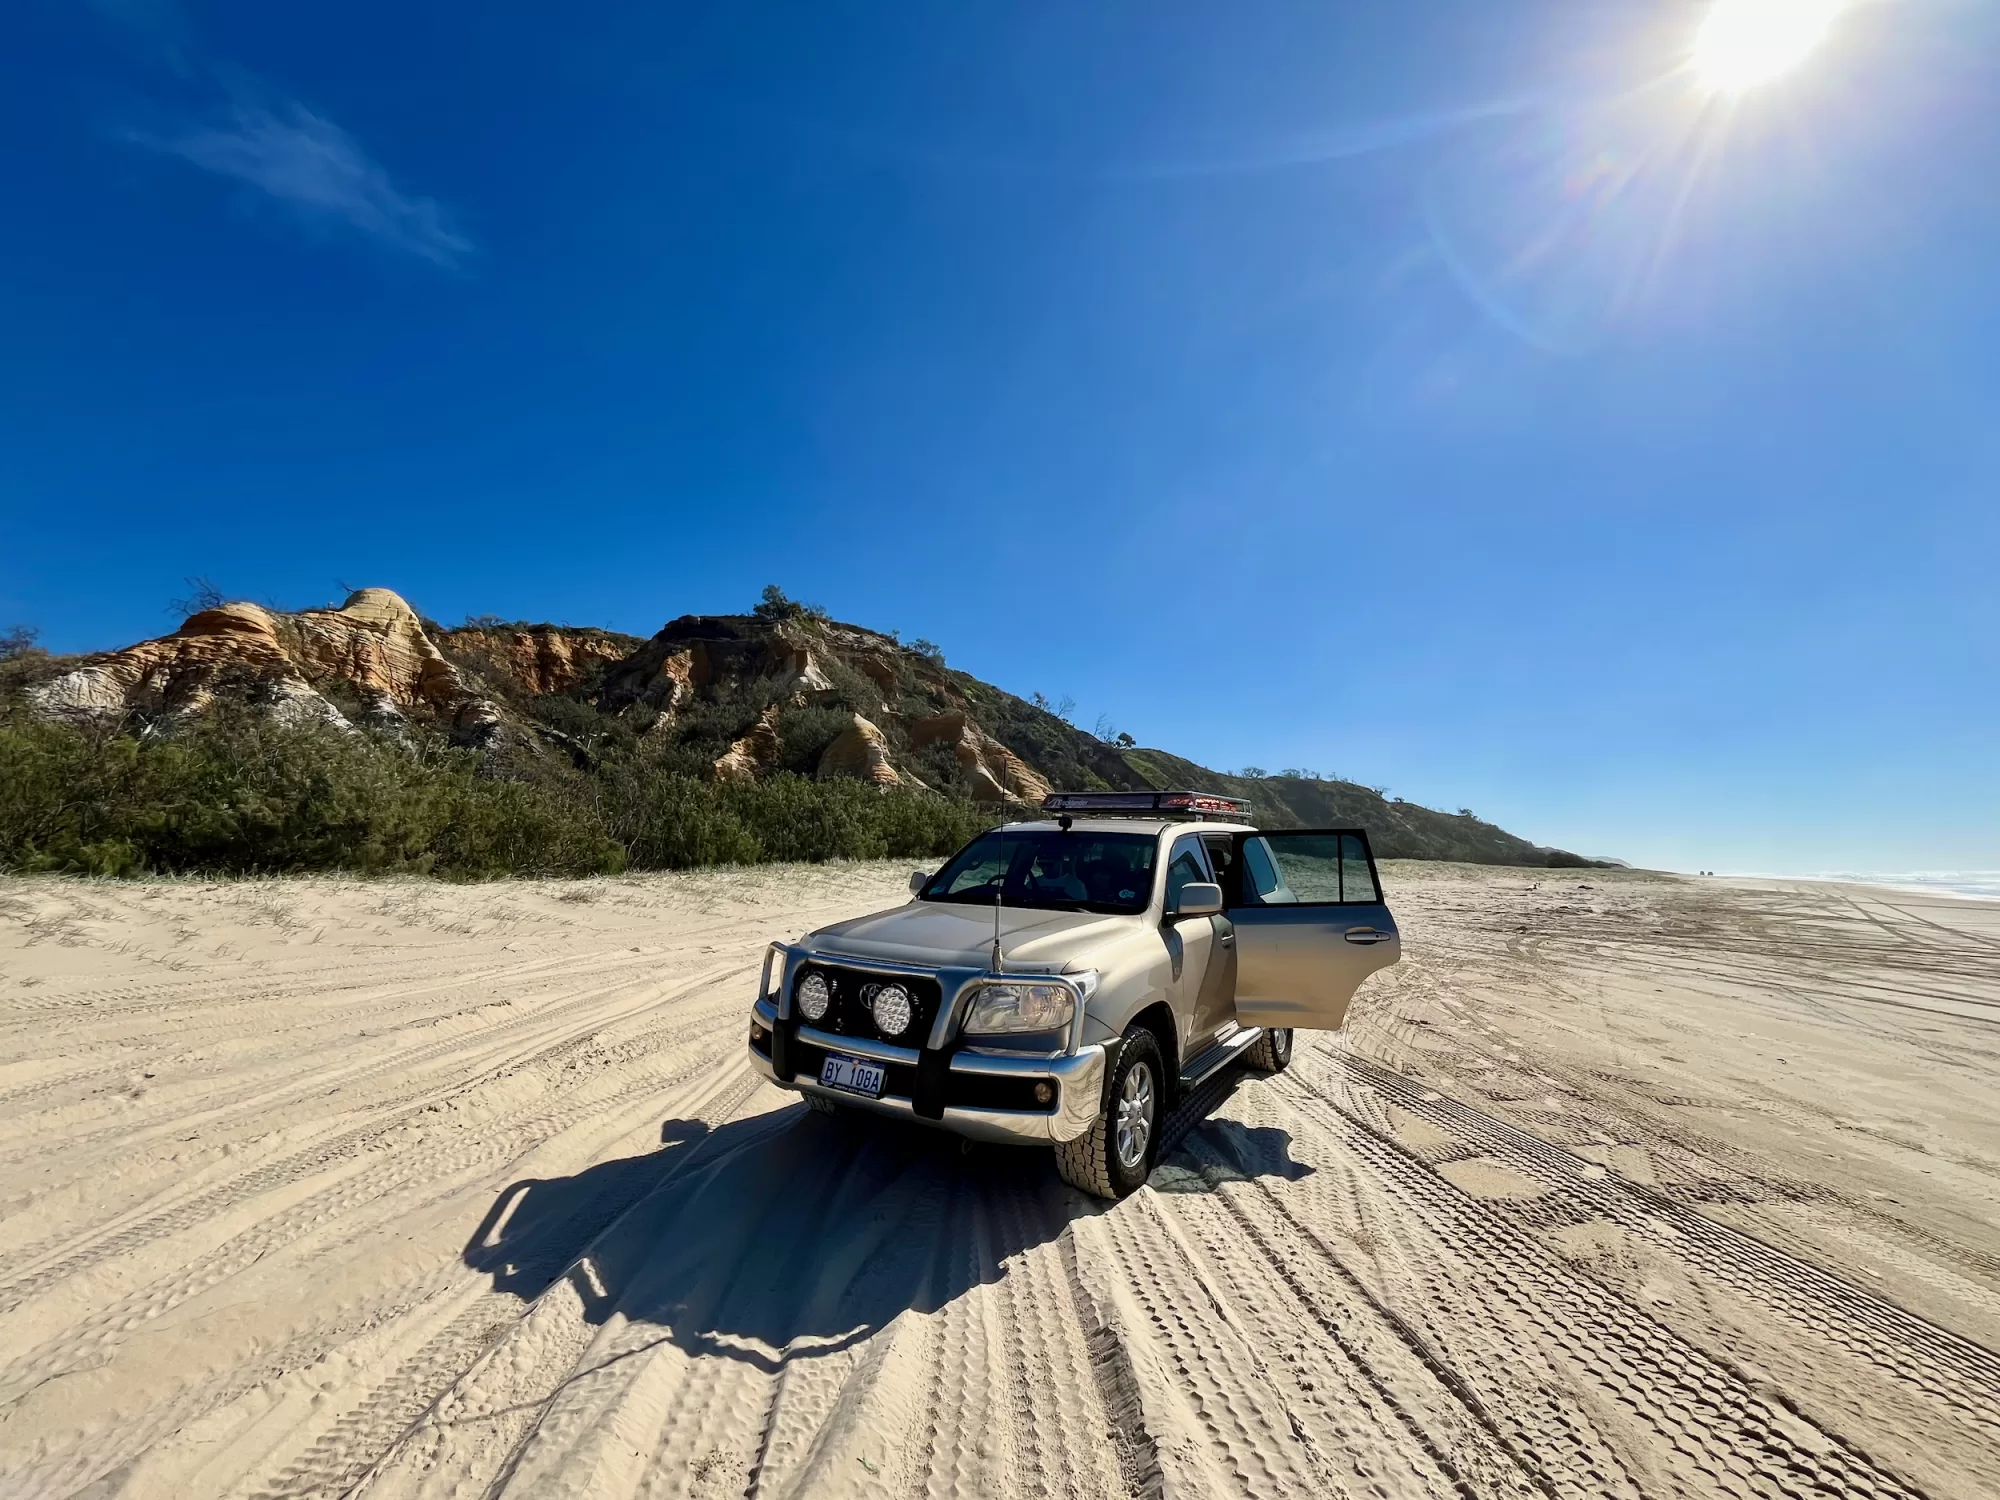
top-left (747, 791), bottom-right (1400, 1198)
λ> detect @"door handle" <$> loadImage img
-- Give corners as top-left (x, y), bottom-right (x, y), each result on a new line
top-left (1344, 927), bottom-right (1387, 944)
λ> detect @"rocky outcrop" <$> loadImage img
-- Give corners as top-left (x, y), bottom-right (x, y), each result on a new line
top-left (598, 618), bottom-right (850, 726)
top-left (33, 601), bottom-right (289, 722)
top-left (437, 625), bottom-right (639, 700)
top-left (910, 710), bottom-right (1052, 805)
top-left (816, 714), bottom-right (915, 789)
top-left (599, 638), bottom-right (714, 717)
top-left (712, 705), bottom-right (784, 784)
top-left (854, 653), bottom-right (901, 692)
top-left (768, 645), bottom-right (833, 699)
top-left (32, 589), bottom-right (503, 741)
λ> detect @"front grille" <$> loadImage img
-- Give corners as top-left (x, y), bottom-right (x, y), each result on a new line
top-left (794, 962), bottom-right (944, 1047)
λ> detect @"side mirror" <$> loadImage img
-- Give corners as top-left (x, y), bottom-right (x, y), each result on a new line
top-left (909, 870), bottom-right (932, 896)
top-left (1171, 882), bottom-right (1224, 919)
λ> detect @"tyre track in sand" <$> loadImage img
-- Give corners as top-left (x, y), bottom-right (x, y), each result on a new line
top-left (0, 949), bottom-right (746, 1216)
top-left (6, 865), bottom-right (2000, 1500)
top-left (0, 936), bottom-right (762, 1170)
top-left (1267, 1049), bottom-right (1980, 1499)
top-left (1266, 1077), bottom-right (1919, 1499)
top-left (349, 1103), bottom-right (1132, 1500)
top-left (0, 1035), bottom-right (760, 1499)
top-left (1158, 1102), bottom-right (1550, 1500)
top-left (255, 1067), bottom-right (769, 1500)
top-left (1318, 1049), bottom-right (2000, 1418)
top-left (0, 960), bottom-right (753, 1319)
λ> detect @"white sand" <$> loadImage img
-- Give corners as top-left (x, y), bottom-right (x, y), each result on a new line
top-left (0, 863), bottom-right (1994, 1499)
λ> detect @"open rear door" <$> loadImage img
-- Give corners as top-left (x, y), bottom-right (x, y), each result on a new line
top-left (1226, 830), bottom-right (1400, 1030)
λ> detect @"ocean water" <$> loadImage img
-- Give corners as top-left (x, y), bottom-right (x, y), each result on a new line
top-left (1803, 871), bottom-right (2000, 902)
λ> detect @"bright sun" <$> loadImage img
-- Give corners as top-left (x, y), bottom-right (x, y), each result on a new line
top-left (1692, 0), bottom-right (1841, 92)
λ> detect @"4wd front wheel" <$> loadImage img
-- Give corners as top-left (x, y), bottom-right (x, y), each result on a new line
top-left (1054, 1030), bottom-right (1164, 1200)
top-left (1247, 1026), bottom-right (1293, 1073)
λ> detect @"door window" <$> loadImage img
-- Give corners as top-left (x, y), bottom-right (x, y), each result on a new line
top-left (1240, 836), bottom-right (1296, 904)
top-left (1241, 831), bottom-right (1381, 905)
top-left (1163, 834), bottom-right (1212, 911)
top-left (1200, 834), bottom-right (1238, 902)
top-left (1338, 834), bottom-right (1381, 903)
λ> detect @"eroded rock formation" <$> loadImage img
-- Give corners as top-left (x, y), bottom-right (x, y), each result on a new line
top-left (712, 705), bottom-right (784, 784)
top-left (607, 621), bottom-right (843, 715)
top-left (437, 625), bottom-right (638, 700)
top-left (910, 710), bottom-right (1052, 805)
top-left (768, 645), bottom-right (834, 700)
top-left (816, 714), bottom-right (915, 789)
top-left (33, 589), bottom-right (503, 740)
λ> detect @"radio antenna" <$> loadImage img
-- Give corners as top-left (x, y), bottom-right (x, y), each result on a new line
top-left (992, 883), bottom-right (1004, 973)
top-left (991, 853), bottom-right (1006, 973)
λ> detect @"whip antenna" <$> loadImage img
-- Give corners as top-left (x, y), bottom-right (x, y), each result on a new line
top-left (992, 871), bottom-right (1004, 973)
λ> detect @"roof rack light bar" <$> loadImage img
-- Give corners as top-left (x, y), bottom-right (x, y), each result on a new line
top-left (1041, 790), bottom-right (1252, 820)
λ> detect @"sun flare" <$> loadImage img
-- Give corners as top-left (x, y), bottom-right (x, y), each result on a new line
top-left (1692, 0), bottom-right (1841, 92)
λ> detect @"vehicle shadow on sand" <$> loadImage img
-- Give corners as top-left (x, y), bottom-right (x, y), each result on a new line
top-left (463, 1070), bottom-right (1309, 1372)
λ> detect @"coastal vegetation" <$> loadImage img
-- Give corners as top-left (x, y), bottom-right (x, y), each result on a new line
top-left (0, 709), bottom-right (994, 879)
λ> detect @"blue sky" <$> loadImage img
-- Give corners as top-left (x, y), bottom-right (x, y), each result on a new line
top-left (3, 1), bottom-right (1995, 873)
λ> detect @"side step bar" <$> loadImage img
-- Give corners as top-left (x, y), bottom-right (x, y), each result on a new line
top-left (1179, 1026), bottom-right (1264, 1091)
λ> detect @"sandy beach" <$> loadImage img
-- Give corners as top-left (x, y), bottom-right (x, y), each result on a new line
top-left (0, 863), bottom-right (1994, 1499)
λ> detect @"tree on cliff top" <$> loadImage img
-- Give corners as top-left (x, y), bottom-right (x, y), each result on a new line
top-left (753, 585), bottom-right (828, 624)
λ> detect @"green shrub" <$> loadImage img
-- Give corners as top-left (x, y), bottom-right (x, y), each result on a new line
top-left (621, 773), bottom-right (762, 869)
top-left (0, 711), bottom-right (621, 879)
top-left (873, 784), bottom-right (993, 859)
top-left (774, 706), bottom-right (860, 776)
top-left (0, 710), bottom-right (997, 880)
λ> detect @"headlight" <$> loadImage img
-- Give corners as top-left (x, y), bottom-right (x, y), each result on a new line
top-left (871, 983), bottom-right (915, 1038)
top-left (963, 981), bottom-right (1076, 1035)
top-left (795, 971), bottom-right (830, 1023)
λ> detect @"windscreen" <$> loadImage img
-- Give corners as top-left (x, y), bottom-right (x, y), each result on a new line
top-left (921, 830), bottom-right (1159, 915)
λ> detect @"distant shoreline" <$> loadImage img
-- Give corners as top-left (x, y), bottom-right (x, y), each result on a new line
top-left (1736, 871), bottom-right (2000, 903)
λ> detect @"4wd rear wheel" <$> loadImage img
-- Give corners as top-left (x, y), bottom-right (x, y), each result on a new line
top-left (1247, 1026), bottom-right (1293, 1074)
top-left (1054, 1030), bottom-right (1164, 1200)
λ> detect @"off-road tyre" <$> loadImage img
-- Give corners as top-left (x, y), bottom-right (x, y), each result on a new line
top-left (1247, 1026), bottom-right (1293, 1074)
top-left (805, 1092), bottom-right (842, 1116)
top-left (1054, 1029), bottom-right (1165, 1200)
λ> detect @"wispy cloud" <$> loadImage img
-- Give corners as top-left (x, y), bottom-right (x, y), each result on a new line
top-left (128, 100), bottom-right (473, 267)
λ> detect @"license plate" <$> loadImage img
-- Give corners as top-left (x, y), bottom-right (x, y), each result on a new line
top-left (819, 1052), bottom-right (886, 1098)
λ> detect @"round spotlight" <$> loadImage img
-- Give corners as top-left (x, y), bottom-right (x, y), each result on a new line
top-left (871, 983), bottom-right (914, 1038)
top-left (796, 972), bottom-right (830, 1023)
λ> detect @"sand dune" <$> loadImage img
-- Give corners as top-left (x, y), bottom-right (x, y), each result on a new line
top-left (1, 864), bottom-right (1995, 1498)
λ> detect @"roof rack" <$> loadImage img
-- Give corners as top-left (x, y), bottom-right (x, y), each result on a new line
top-left (1040, 790), bottom-right (1252, 821)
